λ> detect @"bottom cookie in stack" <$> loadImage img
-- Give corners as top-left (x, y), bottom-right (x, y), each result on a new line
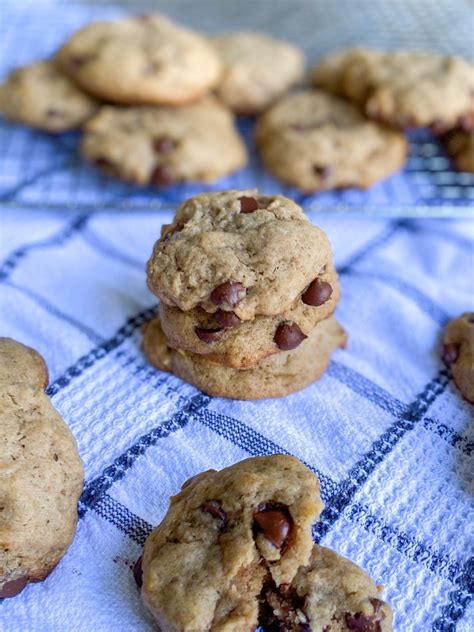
top-left (142, 315), bottom-right (347, 400)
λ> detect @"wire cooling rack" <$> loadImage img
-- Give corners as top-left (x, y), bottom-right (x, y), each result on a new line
top-left (0, 0), bottom-right (473, 215)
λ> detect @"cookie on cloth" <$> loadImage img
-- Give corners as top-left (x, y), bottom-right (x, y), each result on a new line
top-left (0, 60), bottom-right (98, 132)
top-left (146, 190), bottom-right (333, 321)
top-left (255, 90), bottom-right (407, 192)
top-left (312, 48), bottom-right (474, 131)
top-left (140, 455), bottom-right (323, 631)
top-left (442, 129), bottom-right (474, 173)
top-left (211, 31), bottom-right (304, 114)
top-left (0, 338), bottom-right (83, 598)
top-left (81, 98), bottom-right (247, 186)
top-left (442, 312), bottom-right (474, 403)
top-left (158, 261), bottom-right (340, 368)
top-left (260, 544), bottom-right (393, 631)
top-left (142, 315), bottom-right (346, 400)
top-left (56, 14), bottom-right (221, 105)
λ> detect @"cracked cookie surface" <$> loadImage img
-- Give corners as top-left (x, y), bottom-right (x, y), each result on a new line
top-left (81, 98), bottom-right (247, 185)
top-left (0, 60), bottom-right (98, 132)
top-left (312, 48), bottom-right (474, 131)
top-left (141, 455), bottom-right (322, 631)
top-left (255, 90), bottom-right (407, 192)
top-left (142, 315), bottom-right (346, 399)
top-left (57, 14), bottom-right (221, 105)
top-left (0, 338), bottom-right (83, 598)
top-left (147, 190), bottom-right (333, 320)
top-left (211, 31), bottom-right (304, 114)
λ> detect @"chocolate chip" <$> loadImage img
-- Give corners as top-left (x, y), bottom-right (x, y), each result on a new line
top-left (302, 278), bottom-right (333, 306)
top-left (274, 322), bottom-right (307, 351)
top-left (46, 108), bottom-right (63, 118)
top-left (195, 327), bottom-right (224, 343)
top-left (369, 598), bottom-right (385, 615)
top-left (442, 343), bottom-right (459, 365)
top-left (459, 112), bottom-right (474, 130)
top-left (239, 196), bottom-right (259, 213)
top-left (210, 281), bottom-right (246, 307)
top-left (153, 136), bottom-right (176, 153)
top-left (151, 165), bottom-right (173, 186)
top-left (253, 503), bottom-right (293, 549)
top-left (313, 165), bottom-right (332, 180)
top-left (345, 612), bottom-right (381, 632)
top-left (200, 500), bottom-right (227, 526)
top-left (0, 576), bottom-right (28, 598)
top-left (69, 55), bottom-right (90, 70)
top-left (214, 309), bottom-right (241, 328)
top-left (133, 556), bottom-right (143, 588)
top-left (430, 119), bottom-right (448, 135)
top-left (94, 157), bottom-right (115, 175)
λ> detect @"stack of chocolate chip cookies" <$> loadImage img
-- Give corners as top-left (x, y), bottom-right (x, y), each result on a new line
top-left (143, 189), bottom-right (346, 399)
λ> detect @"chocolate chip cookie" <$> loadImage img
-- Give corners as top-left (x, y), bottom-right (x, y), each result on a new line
top-left (0, 60), bottom-right (98, 132)
top-left (56, 14), bottom-right (221, 105)
top-left (158, 262), bottom-right (340, 368)
top-left (255, 90), bottom-right (407, 192)
top-left (442, 129), bottom-right (474, 173)
top-left (211, 31), bottom-right (304, 114)
top-left (260, 544), bottom-right (393, 631)
top-left (0, 338), bottom-right (83, 598)
top-left (442, 312), bottom-right (474, 403)
top-left (81, 98), bottom-right (247, 185)
top-left (312, 48), bottom-right (474, 131)
top-left (140, 455), bottom-right (323, 631)
top-left (142, 315), bottom-right (346, 399)
top-left (146, 190), bottom-right (333, 320)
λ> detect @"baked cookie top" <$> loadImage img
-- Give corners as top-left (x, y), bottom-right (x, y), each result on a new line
top-left (0, 338), bottom-right (83, 598)
top-left (256, 90), bottom-right (407, 192)
top-left (211, 31), bottom-right (304, 114)
top-left (143, 315), bottom-right (346, 400)
top-left (0, 60), bottom-right (98, 132)
top-left (442, 129), bottom-right (474, 173)
top-left (56, 14), bottom-right (221, 105)
top-left (81, 98), bottom-right (247, 185)
top-left (158, 261), bottom-right (340, 368)
top-left (442, 312), bottom-right (474, 403)
top-left (147, 190), bottom-right (333, 320)
top-left (261, 545), bottom-right (393, 631)
top-left (312, 48), bottom-right (474, 131)
top-left (141, 455), bottom-right (322, 631)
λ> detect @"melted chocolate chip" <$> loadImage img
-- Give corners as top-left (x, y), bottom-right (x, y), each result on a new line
top-left (200, 500), bottom-right (227, 525)
top-left (253, 503), bottom-right (293, 549)
top-left (0, 576), bottom-right (29, 598)
top-left (239, 196), bottom-right (259, 213)
top-left (195, 327), bottom-right (224, 343)
top-left (133, 556), bottom-right (143, 588)
top-left (274, 322), bottom-right (307, 351)
top-left (151, 165), bottom-right (173, 186)
top-left (46, 108), bottom-right (63, 118)
top-left (442, 343), bottom-right (459, 365)
top-left (302, 278), bottom-right (333, 306)
top-left (153, 136), bottom-right (176, 153)
top-left (210, 281), bottom-right (246, 307)
top-left (214, 309), bottom-right (241, 328)
top-left (313, 165), bottom-right (332, 180)
top-left (345, 612), bottom-right (381, 632)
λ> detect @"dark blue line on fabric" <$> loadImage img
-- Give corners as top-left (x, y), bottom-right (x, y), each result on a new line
top-left (313, 369), bottom-right (450, 542)
top-left (345, 269), bottom-right (450, 325)
top-left (4, 279), bottom-right (104, 344)
top-left (92, 494), bottom-right (152, 547)
top-left (0, 161), bottom-right (78, 202)
top-left (422, 417), bottom-right (473, 456)
top-left (347, 503), bottom-right (462, 583)
top-left (0, 214), bottom-right (89, 281)
top-left (327, 361), bottom-right (408, 418)
top-left (78, 393), bottom-right (211, 516)
top-left (195, 407), bottom-right (338, 502)
top-left (432, 558), bottom-right (474, 631)
top-left (81, 227), bottom-right (144, 271)
top-left (401, 220), bottom-right (474, 252)
top-left (46, 306), bottom-right (156, 397)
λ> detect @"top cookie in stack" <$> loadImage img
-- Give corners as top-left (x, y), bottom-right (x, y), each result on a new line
top-left (143, 190), bottom-right (346, 399)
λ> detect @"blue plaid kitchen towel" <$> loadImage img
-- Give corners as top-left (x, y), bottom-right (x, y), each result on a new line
top-left (0, 1), bottom-right (474, 631)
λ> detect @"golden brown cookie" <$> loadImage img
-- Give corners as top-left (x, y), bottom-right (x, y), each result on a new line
top-left (0, 338), bottom-right (84, 598)
top-left (442, 312), bottom-right (474, 403)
